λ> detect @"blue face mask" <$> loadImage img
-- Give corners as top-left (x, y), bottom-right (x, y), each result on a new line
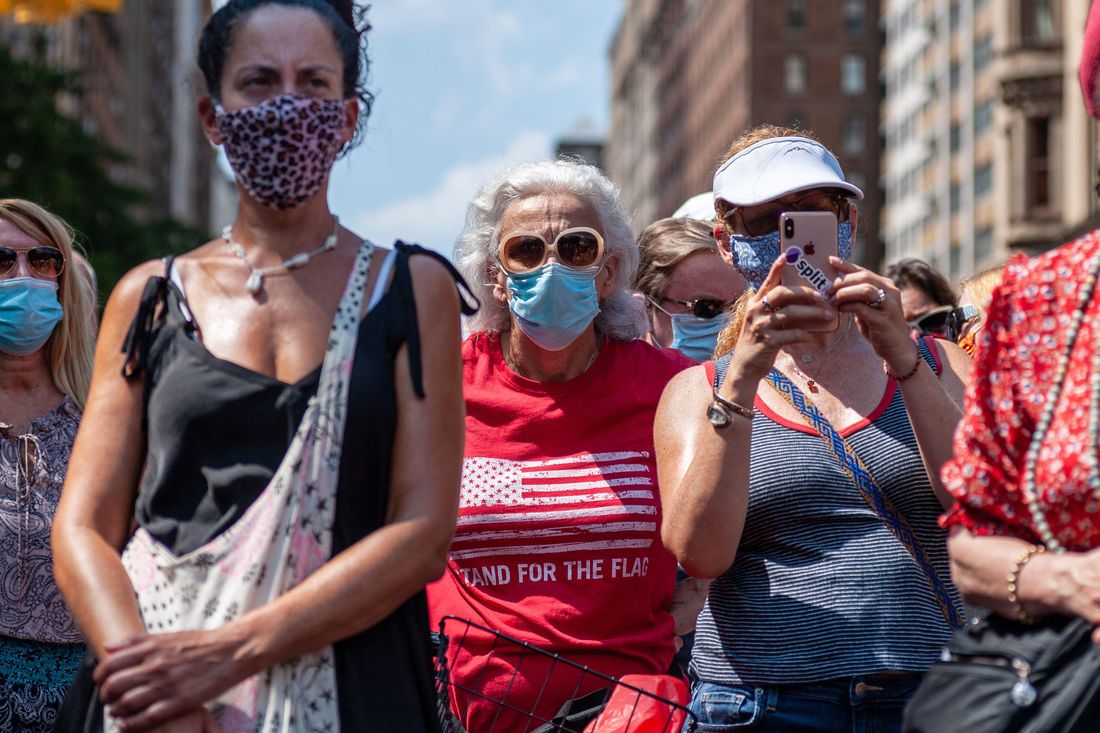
top-left (731, 220), bottom-right (854, 291)
top-left (668, 313), bottom-right (729, 362)
top-left (0, 277), bottom-right (64, 356)
top-left (506, 262), bottom-right (601, 351)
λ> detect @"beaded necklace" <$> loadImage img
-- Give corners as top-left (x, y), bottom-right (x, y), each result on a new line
top-left (1020, 246), bottom-right (1100, 553)
top-left (224, 216), bottom-right (340, 296)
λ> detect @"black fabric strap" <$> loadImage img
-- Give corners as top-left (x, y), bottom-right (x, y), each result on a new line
top-left (394, 242), bottom-right (480, 400)
top-left (120, 256), bottom-right (178, 381)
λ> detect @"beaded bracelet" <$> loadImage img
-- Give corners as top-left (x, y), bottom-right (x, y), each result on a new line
top-left (883, 348), bottom-right (922, 382)
top-left (1006, 544), bottom-right (1046, 624)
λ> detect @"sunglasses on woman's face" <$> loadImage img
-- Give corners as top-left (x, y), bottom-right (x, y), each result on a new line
top-left (651, 296), bottom-right (731, 320)
top-left (497, 227), bottom-right (605, 274)
top-left (907, 305), bottom-right (954, 337)
top-left (0, 246), bottom-right (66, 279)
top-left (943, 304), bottom-right (980, 342)
top-left (726, 192), bottom-right (849, 237)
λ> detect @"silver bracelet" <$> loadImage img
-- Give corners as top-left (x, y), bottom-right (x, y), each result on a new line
top-left (707, 387), bottom-right (754, 428)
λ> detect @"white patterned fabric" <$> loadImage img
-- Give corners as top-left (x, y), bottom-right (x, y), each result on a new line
top-left (108, 241), bottom-right (374, 733)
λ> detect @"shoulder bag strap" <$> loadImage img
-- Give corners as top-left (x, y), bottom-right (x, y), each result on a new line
top-left (763, 365), bottom-right (963, 629)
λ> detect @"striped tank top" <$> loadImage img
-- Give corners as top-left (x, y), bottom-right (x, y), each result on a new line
top-left (692, 342), bottom-right (963, 685)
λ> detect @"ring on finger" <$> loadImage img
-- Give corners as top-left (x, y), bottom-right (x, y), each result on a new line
top-left (868, 288), bottom-right (887, 309)
top-left (762, 295), bottom-right (779, 313)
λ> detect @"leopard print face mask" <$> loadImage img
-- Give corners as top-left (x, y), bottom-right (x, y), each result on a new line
top-left (215, 93), bottom-right (347, 210)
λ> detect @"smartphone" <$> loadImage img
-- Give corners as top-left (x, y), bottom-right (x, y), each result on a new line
top-left (780, 210), bottom-right (839, 332)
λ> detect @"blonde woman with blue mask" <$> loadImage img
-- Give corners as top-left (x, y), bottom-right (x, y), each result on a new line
top-left (0, 198), bottom-right (96, 733)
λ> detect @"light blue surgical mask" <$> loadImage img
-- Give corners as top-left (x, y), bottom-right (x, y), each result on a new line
top-left (731, 220), bottom-right (854, 291)
top-left (0, 277), bottom-right (64, 356)
top-left (669, 313), bottom-right (729, 362)
top-left (506, 262), bottom-right (601, 351)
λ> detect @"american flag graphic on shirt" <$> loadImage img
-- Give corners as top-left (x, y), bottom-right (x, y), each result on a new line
top-left (452, 452), bottom-right (659, 560)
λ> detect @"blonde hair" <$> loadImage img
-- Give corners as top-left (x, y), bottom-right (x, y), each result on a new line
top-left (0, 199), bottom-right (97, 408)
top-left (958, 263), bottom-right (1006, 310)
top-left (714, 289), bottom-right (755, 357)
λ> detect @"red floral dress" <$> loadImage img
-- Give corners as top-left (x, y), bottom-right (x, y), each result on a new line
top-left (942, 231), bottom-right (1100, 551)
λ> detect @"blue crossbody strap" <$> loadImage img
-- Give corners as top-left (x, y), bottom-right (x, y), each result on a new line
top-left (711, 340), bottom-right (962, 630)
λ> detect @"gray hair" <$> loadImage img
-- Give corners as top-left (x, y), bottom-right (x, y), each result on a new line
top-left (455, 158), bottom-right (643, 341)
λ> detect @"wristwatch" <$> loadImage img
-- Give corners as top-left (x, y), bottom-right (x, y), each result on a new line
top-left (707, 387), bottom-right (754, 428)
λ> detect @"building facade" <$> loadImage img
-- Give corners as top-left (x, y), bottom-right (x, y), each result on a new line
top-left (608, 0), bottom-right (884, 266)
top-left (880, 0), bottom-right (1099, 278)
top-left (0, 0), bottom-right (235, 234)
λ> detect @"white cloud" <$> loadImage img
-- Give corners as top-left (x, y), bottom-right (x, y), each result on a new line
top-left (349, 130), bottom-right (551, 257)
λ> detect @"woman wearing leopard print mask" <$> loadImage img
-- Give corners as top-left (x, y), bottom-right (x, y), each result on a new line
top-left (52, 2), bottom-right (475, 732)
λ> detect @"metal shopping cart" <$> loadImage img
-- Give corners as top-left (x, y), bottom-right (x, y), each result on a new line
top-left (434, 616), bottom-right (698, 733)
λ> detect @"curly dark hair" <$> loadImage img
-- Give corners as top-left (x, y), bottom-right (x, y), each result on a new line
top-left (197, 0), bottom-right (374, 154)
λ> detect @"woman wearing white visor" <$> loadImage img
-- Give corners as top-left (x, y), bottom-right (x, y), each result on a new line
top-left (655, 126), bottom-right (971, 731)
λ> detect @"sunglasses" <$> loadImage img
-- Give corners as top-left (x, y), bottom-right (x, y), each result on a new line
top-left (498, 227), bottom-right (604, 274)
top-left (726, 192), bottom-right (850, 237)
top-left (907, 305), bottom-right (955, 337)
top-left (943, 304), bottom-right (980, 341)
top-left (0, 246), bottom-right (66, 278)
top-left (651, 296), bottom-right (731, 320)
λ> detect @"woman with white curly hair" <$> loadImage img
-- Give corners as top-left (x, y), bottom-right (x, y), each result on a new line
top-left (428, 159), bottom-right (694, 732)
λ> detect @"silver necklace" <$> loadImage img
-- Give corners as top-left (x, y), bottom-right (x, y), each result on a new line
top-left (224, 216), bottom-right (340, 296)
top-left (1020, 246), bottom-right (1100, 553)
top-left (783, 316), bottom-right (853, 394)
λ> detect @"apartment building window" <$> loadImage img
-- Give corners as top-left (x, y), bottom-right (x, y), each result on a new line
top-left (950, 123), bottom-right (961, 152)
top-left (846, 171), bottom-right (866, 192)
top-left (974, 34), bottom-right (994, 71)
top-left (785, 54), bottom-right (808, 95)
top-left (840, 54), bottom-right (865, 95)
top-left (949, 244), bottom-right (961, 275)
top-left (787, 0), bottom-right (807, 32)
top-left (842, 113), bottom-right (865, 154)
top-left (974, 98), bottom-right (994, 134)
top-left (1021, 0), bottom-right (1057, 45)
top-left (949, 1), bottom-right (960, 30)
top-left (843, 0), bottom-right (865, 32)
top-left (975, 163), bottom-right (993, 198)
top-left (950, 183), bottom-right (961, 213)
top-left (949, 62), bottom-right (960, 91)
top-left (974, 227), bottom-right (993, 262)
top-left (788, 111), bottom-right (806, 130)
top-left (1027, 116), bottom-right (1051, 212)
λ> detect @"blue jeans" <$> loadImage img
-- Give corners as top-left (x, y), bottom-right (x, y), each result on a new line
top-left (686, 672), bottom-right (923, 732)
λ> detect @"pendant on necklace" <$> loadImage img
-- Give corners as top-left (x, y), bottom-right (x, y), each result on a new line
top-left (805, 379), bottom-right (818, 394)
top-left (246, 271), bottom-right (264, 295)
top-left (801, 354), bottom-right (812, 364)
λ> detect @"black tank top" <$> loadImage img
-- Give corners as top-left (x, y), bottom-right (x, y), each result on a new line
top-left (120, 242), bottom-right (476, 732)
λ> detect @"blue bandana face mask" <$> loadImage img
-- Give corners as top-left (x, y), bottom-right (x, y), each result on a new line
top-left (731, 220), bottom-right (854, 291)
top-left (0, 277), bottom-right (64, 356)
top-left (668, 312), bottom-right (729, 362)
top-left (506, 262), bottom-right (601, 351)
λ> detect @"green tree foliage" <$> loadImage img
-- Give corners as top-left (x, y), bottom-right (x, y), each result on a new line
top-left (0, 39), bottom-right (201, 296)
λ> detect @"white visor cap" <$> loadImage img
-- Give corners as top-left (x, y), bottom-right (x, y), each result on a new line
top-left (713, 136), bottom-right (864, 208)
top-left (672, 192), bottom-right (717, 221)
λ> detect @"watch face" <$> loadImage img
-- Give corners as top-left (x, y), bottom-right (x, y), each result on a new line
top-left (707, 402), bottom-right (732, 428)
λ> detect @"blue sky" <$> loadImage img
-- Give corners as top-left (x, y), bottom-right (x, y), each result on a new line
top-left (325, 1), bottom-right (624, 258)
